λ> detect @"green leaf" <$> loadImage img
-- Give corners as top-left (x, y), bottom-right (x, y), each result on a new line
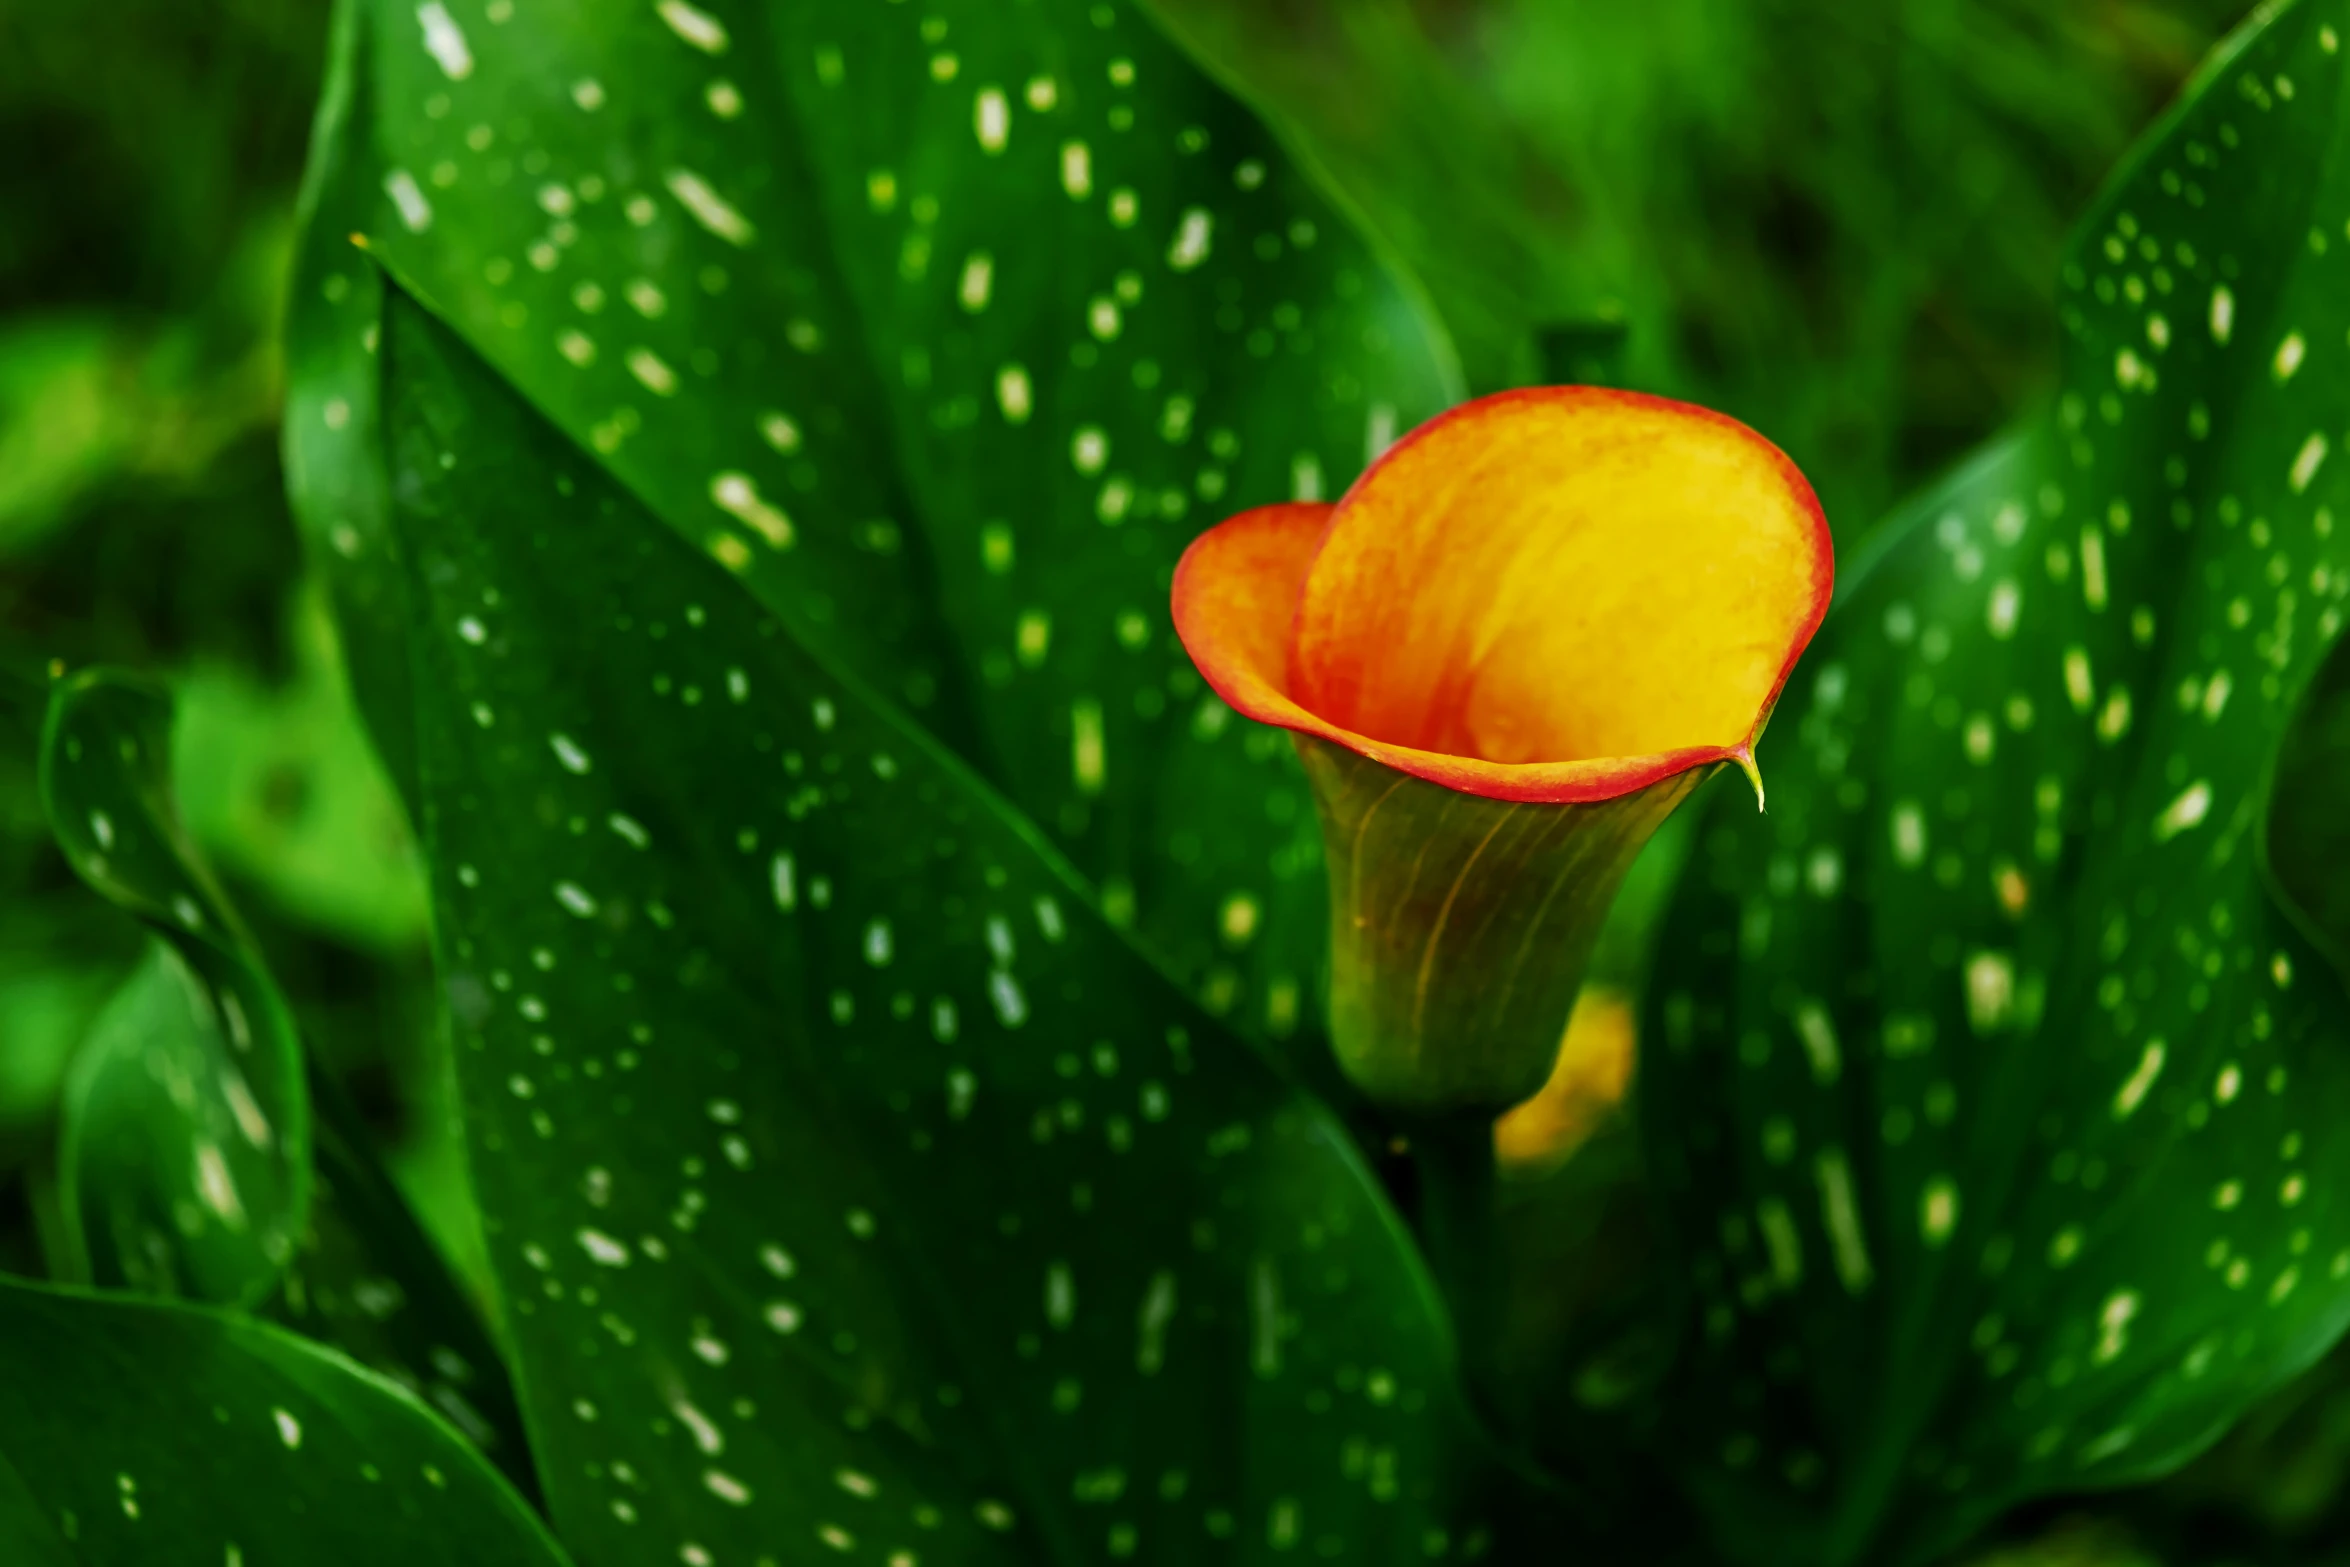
top-left (379, 280), bottom-right (1494, 1563)
top-left (288, 0), bottom-right (1460, 1048)
top-left (284, 0), bottom-right (419, 812)
top-left (40, 673), bottom-right (310, 1304)
top-left (278, 1074), bottom-right (541, 1501)
top-left (0, 675), bottom-right (141, 1157)
top-left (1635, 5), bottom-right (2350, 1561)
top-left (36, 668), bottom-right (534, 1492)
top-left (53, 957), bottom-right (540, 1498)
top-left (2266, 606), bottom-right (2350, 983)
top-left (0, 1273), bottom-right (567, 1565)
top-left (53, 942), bottom-right (296, 1297)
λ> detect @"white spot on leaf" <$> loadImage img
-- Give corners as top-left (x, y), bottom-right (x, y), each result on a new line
top-left (658, 0), bottom-right (729, 53)
top-left (415, 3), bottom-right (474, 79)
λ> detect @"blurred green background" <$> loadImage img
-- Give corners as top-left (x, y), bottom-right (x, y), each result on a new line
top-left (6, 0), bottom-right (2331, 1556)
top-left (1155, 0), bottom-right (2251, 531)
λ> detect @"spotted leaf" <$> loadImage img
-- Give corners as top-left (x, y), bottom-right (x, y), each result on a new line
top-left (285, 0), bottom-right (416, 806)
top-left (276, 1077), bottom-right (542, 1501)
top-left (1637, 5), bottom-right (2350, 1562)
top-left (37, 669), bottom-right (535, 1492)
top-left (40, 671), bottom-right (311, 1306)
top-left (0, 1274), bottom-right (567, 1566)
top-left (378, 283), bottom-right (1504, 1563)
top-left (287, 0), bottom-right (1460, 1054)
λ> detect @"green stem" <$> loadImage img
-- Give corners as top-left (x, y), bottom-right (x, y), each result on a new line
top-left (1409, 1113), bottom-right (1510, 1424)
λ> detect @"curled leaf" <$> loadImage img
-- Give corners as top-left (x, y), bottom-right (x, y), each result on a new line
top-left (40, 672), bottom-right (308, 1305)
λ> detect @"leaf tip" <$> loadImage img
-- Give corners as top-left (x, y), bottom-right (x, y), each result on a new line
top-left (1735, 748), bottom-right (1766, 812)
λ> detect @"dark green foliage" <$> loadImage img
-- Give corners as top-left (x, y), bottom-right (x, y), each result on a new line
top-left (1639, 5), bottom-right (2350, 1560)
top-left (0, 675), bottom-right (137, 1161)
top-left (1156, 0), bottom-right (2253, 540)
top-left (381, 282), bottom-right (1483, 1563)
top-left (0, 1274), bottom-right (568, 1566)
top-left (287, 0), bottom-right (1460, 1065)
top-left (2268, 619), bottom-right (2350, 984)
top-left (0, 0), bottom-right (317, 576)
top-left (0, 0), bottom-right (324, 317)
top-left (35, 667), bottom-right (535, 1490)
top-left (40, 672), bottom-right (312, 1304)
top-left (8, 0), bottom-right (2350, 1562)
top-left (281, 1078), bottom-right (540, 1499)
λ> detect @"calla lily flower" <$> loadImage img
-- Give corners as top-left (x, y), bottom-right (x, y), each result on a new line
top-left (1172, 387), bottom-right (1832, 1118)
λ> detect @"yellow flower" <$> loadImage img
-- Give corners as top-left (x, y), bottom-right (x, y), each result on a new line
top-left (1172, 388), bottom-right (1832, 1117)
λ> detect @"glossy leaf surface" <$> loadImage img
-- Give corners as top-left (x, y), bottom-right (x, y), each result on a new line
top-left (288, 0), bottom-right (1461, 1044)
top-left (382, 285), bottom-right (1485, 1564)
top-left (2267, 609), bottom-right (2350, 983)
top-left (286, 0), bottom-right (419, 810)
top-left (0, 1274), bottom-right (566, 1566)
top-left (278, 1077), bottom-right (539, 1498)
top-left (40, 672), bottom-right (310, 1305)
top-left (0, 673), bottom-right (141, 1154)
top-left (36, 668), bottom-right (533, 1489)
top-left (1639, 5), bottom-right (2350, 1560)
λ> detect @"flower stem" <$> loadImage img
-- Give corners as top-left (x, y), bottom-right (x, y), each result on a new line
top-left (1409, 1113), bottom-right (1509, 1419)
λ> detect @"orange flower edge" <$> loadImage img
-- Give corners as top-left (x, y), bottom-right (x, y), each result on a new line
top-left (1170, 386), bottom-right (1832, 1118)
top-left (1170, 386), bottom-right (1832, 807)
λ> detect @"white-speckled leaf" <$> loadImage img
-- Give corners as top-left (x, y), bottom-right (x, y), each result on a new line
top-left (1636, 5), bottom-right (2350, 1562)
top-left (286, 0), bottom-right (417, 804)
top-left (36, 669), bottom-right (536, 1493)
top-left (0, 1274), bottom-right (567, 1566)
top-left (287, 0), bottom-right (1460, 1046)
top-left (382, 285), bottom-right (1491, 1564)
top-left (40, 673), bottom-right (311, 1306)
top-left (278, 1079), bottom-right (542, 1500)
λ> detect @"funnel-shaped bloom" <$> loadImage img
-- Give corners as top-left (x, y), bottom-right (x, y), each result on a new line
top-left (1172, 387), bottom-right (1831, 1116)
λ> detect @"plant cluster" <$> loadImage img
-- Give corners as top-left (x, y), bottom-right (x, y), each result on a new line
top-left (2, 2), bottom-right (2349, 1565)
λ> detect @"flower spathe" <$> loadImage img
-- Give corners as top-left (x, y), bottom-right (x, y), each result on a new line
top-left (1172, 387), bottom-right (1832, 1117)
